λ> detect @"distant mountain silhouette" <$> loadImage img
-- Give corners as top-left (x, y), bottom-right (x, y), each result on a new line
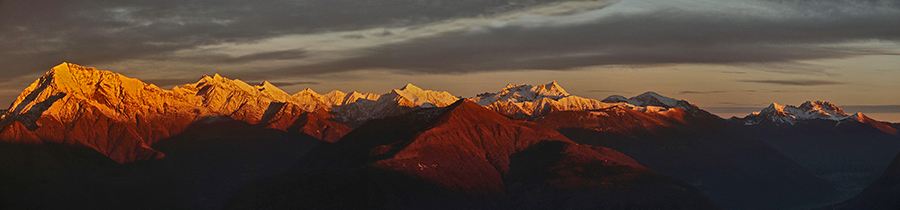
top-left (0, 118), bottom-right (322, 209)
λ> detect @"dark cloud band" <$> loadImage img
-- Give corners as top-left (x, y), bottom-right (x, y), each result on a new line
top-left (679, 91), bottom-right (727, 94)
top-left (270, 0), bottom-right (900, 76)
top-left (0, 0), bottom-right (587, 78)
top-left (738, 80), bottom-right (845, 86)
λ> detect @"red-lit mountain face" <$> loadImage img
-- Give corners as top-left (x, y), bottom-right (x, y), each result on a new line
top-left (226, 100), bottom-right (718, 209)
top-left (0, 63), bottom-right (351, 163)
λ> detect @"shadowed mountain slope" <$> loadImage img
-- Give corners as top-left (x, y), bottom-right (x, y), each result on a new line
top-left (225, 100), bottom-right (718, 209)
top-left (823, 151), bottom-right (900, 209)
top-left (731, 101), bottom-right (900, 203)
top-left (536, 99), bottom-right (841, 210)
top-left (0, 118), bottom-right (322, 209)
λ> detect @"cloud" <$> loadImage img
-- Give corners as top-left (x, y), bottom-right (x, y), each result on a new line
top-left (679, 90), bottom-right (727, 94)
top-left (1, 0), bottom-right (899, 85)
top-left (342, 35), bottom-right (366, 40)
top-left (146, 49), bottom-right (310, 64)
top-left (738, 79), bottom-right (845, 86)
top-left (587, 89), bottom-right (618, 93)
top-left (269, 0), bottom-right (900, 75)
top-left (716, 102), bottom-right (767, 106)
top-left (221, 50), bottom-right (308, 64)
top-left (0, 0), bottom-right (595, 79)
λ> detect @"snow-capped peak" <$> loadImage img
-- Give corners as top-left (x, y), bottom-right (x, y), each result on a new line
top-left (400, 83), bottom-right (424, 92)
top-left (605, 91), bottom-right (679, 108)
top-left (634, 91), bottom-right (679, 108)
top-left (387, 83), bottom-right (458, 108)
top-left (472, 81), bottom-right (571, 106)
top-left (800, 101), bottom-right (847, 116)
top-left (600, 91), bottom-right (711, 118)
top-left (297, 87), bottom-right (318, 95)
top-left (471, 81), bottom-right (615, 118)
top-left (534, 81), bottom-right (570, 98)
top-left (849, 112), bottom-right (865, 121)
top-left (603, 95), bottom-right (627, 102)
top-left (327, 84), bottom-right (458, 126)
top-left (755, 103), bottom-right (787, 116)
top-left (341, 91), bottom-right (379, 105)
top-left (741, 101), bottom-right (855, 125)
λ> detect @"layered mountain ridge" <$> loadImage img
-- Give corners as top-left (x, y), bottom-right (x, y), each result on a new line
top-left (535, 101), bottom-right (843, 209)
top-left (2, 63), bottom-right (896, 164)
top-left (226, 100), bottom-right (718, 209)
top-left (3, 63), bottom-right (899, 209)
top-left (0, 63), bottom-right (722, 164)
top-left (472, 82), bottom-right (617, 119)
top-left (0, 63), bottom-right (352, 163)
top-left (0, 63), bottom-right (464, 163)
top-left (471, 82), bottom-right (707, 120)
top-left (602, 91), bottom-right (715, 118)
top-left (730, 100), bottom-right (900, 203)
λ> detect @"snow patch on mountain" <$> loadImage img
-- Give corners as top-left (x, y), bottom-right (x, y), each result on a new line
top-left (286, 83), bottom-right (458, 126)
top-left (602, 91), bottom-right (713, 118)
top-left (470, 82), bottom-right (713, 119)
top-left (473, 81), bottom-right (569, 106)
top-left (471, 81), bottom-right (617, 118)
top-left (0, 63), bottom-right (734, 163)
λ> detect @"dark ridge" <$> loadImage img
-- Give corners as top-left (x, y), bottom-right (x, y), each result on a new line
top-left (225, 100), bottom-right (718, 209)
top-left (0, 118), bottom-right (321, 209)
top-left (538, 108), bottom-right (840, 210)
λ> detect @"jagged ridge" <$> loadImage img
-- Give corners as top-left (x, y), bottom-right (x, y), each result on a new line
top-left (3, 63), bottom-right (895, 164)
top-left (0, 63), bottom-right (351, 163)
top-left (602, 91), bottom-right (715, 118)
top-left (734, 101), bottom-right (898, 134)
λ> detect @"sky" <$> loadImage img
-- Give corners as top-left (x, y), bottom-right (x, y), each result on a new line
top-left (1, 0), bottom-right (899, 121)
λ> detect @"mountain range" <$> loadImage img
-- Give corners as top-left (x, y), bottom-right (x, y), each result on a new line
top-left (1, 63), bottom-right (898, 209)
top-left (730, 101), bottom-right (900, 202)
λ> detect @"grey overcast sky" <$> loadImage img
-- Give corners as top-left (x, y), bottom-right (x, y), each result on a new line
top-left (2, 0), bottom-right (899, 121)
